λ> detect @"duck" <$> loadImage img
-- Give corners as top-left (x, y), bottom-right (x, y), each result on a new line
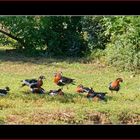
top-left (109, 78), bottom-right (123, 93)
top-left (76, 84), bottom-right (94, 93)
top-left (30, 87), bottom-right (46, 94)
top-left (48, 89), bottom-right (64, 96)
top-left (76, 84), bottom-right (106, 101)
top-left (54, 72), bottom-right (75, 89)
top-left (21, 75), bottom-right (46, 89)
top-left (87, 91), bottom-right (107, 101)
top-left (0, 87), bottom-right (10, 96)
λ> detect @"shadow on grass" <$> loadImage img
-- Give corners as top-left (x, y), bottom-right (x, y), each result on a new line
top-left (106, 95), bottom-right (115, 101)
top-left (12, 90), bottom-right (83, 104)
top-left (0, 48), bottom-right (86, 65)
top-left (20, 90), bottom-right (112, 104)
top-left (45, 92), bottom-right (84, 104)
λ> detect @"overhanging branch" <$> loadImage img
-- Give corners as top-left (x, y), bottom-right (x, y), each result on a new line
top-left (0, 29), bottom-right (24, 46)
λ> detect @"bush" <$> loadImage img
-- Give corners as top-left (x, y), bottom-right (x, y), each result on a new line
top-left (105, 34), bottom-right (140, 73)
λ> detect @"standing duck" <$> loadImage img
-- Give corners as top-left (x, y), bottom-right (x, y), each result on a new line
top-left (21, 75), bottom-right (46, 89)
top-left (54, 72), bottom-right (75, 89)
top-left (109, 78), bottom-right (123, 93)
top-left (0, 87), bottom-right (10, 96)
top-left (48, 89), bottom-right (64, 96)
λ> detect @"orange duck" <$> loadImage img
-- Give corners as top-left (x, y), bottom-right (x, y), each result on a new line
top-left (109, 78), bottom-right (123, 93)
top-left (54, 72), bottom-right (75, 89)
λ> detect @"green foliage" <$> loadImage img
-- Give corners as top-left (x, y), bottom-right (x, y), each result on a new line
top-left (0, 16), bottom-right (87, 57)
top-left (82, 16), bottom-right (110, 51)
top-left (40, 16), bottom-right (88, 57)
top-left (105, 35), bottom-right (140, 72)
top-left (103, 16), bottom-right (140, 72)
top-left (0, 16), bottom-right (139, 72)
top-left (0, 16), bottom-right (47, 55)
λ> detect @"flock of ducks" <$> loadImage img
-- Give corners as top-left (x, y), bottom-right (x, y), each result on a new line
top-left (0, 72), bottom-right (123, 102)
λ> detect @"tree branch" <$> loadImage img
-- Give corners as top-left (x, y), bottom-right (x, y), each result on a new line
top-left (0, 29), bottom-right (24, 46)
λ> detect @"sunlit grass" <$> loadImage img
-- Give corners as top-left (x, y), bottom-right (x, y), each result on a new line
top-left (0, 46), bottom-right (140, 124)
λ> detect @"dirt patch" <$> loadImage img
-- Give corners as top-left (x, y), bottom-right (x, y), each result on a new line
top-left (6, 114), bottom-right (26, 124)
top-left (85, 112), bottom-right (111, 124)
top-left (5, 112), bottom-right (140, 124)
top-left (119, 113), bottom-right (140, 124)
top-left (29, 111), bottom-right (75, 124)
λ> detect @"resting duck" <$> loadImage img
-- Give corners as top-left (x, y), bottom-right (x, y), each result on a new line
top-left (76, 84), bottom-right (94, 93)
top-left (0, 87), bottom-right (10, 96)
top-left (109, 78), bottom-right (123, 93)
top-left (21, 75), bottom-right (46, 88)
top-left (48, 89), bottom-right (64, 96)
top-left (54, 72), bottom-right (75, 89)
top-left (30, 87), bottom-right (46, 94)
top-left (87, 91), bottom-right (107, 101)
top-left (76, 85), bottom-right (106, 101)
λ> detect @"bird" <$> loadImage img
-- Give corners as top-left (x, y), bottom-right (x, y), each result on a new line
top-left (109, 78), bottom-right (123, 93)
top-left (30, 87), bottom-right (46, 94)
top-left (76, 85), bottom-right (106, 101)
top-left (48, 89), bottom-right (64, 96)
top-left (87, 91), bottom-right (107, 101)
top-left (21, 75), bottom-right (46, 89)
top-left (54, 72), bottom-right (75, 89)
top-left (76, 84), bottom-right (93, 93)
top-left (0, 87), bottom-right (10, 96)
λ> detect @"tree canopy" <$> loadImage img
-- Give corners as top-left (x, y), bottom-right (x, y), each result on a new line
top-left (0, 16), bottom-right (139, 72)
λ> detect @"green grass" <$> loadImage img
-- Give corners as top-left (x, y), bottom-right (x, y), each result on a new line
top-left (0, 46), bottom-right (140, 124)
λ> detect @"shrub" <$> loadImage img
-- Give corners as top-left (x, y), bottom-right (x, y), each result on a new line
top-left (105, 34), bottom-right (140, 72)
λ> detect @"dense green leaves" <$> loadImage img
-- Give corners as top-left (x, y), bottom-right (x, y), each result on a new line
top-left (0, 16), bottom-right (87, 56)
top-left (0, 16), bottom-right (139, 72)
top-left (82, 16), bottom-right (110, 51)
top-left (102, 16), bottom-right (140, 72)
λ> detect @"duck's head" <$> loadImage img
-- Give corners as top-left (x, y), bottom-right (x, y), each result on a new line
top-left (48, 90), bottom-right (53, 93)
top-left (77, 84), bottom-right (84, 88)
top-left (57, 89), bottom-right (64, 95)
top-left (57, 89), bottom-right (62, 92)
top-left (54, 72), bottom-right (62, 77)
top-left (39, 75), bottom-right (46, 80)
top-left (116, 78), bottom-right (123, 83)
top-left (5, 87), bottom-right (10, 91)
top-left (76, 84), bottom-right (84, 93)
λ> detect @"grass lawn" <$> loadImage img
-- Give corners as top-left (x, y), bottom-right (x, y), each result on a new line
top-left (0, 46), bottom-right (140, 124)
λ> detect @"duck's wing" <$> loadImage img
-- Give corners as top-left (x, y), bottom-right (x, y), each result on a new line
top-left (87, 92), bottom-right (96, 98)
top-left (57, 78), bottom-right (69, 86)
top-left (21, 79), bottom-right (37, 86)
top-left (28, 79), bottom-right (38, 84)
top-left (96, 92), bottom-right (106, 100)
top-left (30, 82), bottom-right (38, 88)
top-left (21, 80), bottom-right (31, 87)
top-left (49, 89), bottom-right (58, 96)
top-left (40, 88), bottom-right (46, 94)
top-left (57, 80), bottom-right (66, 86)
top-left (0, 89), bottom-right (7, 95)
top-left (61, 76), bottom-right (75, 84)
top-left (83, 87), bottom-right (93, 93)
